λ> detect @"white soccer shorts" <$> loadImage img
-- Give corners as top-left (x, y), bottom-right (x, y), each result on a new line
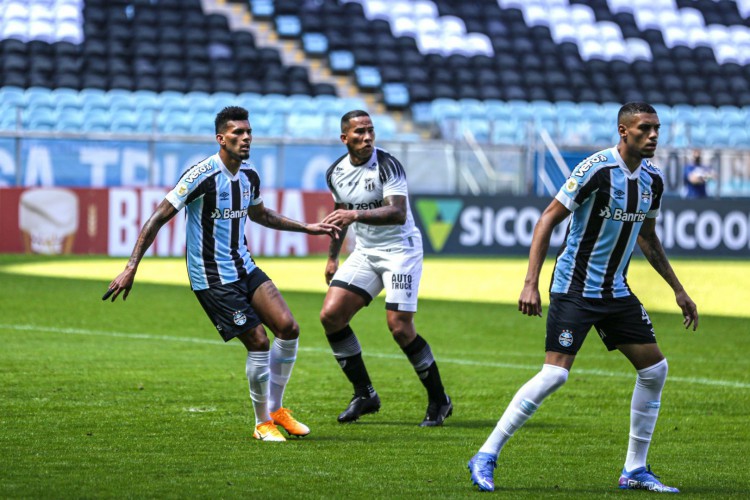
top-left (331, 247), bottom-right (423, 312)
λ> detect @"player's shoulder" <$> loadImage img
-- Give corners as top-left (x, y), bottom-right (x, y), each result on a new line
top-left (178, 154), bottom-right (220, 184)
top-left (570, 148), bottom-right (617, 180)
top-left (375, 147), bottom-right (400, 164)
top-left (641, 158), bottom-right (664, 178)
top-left (239, 161), bottom-right (259, 179)
top-left (375, 148), bottom-right (406, 179)
top-left (325, 153), bottom-right (349, 179)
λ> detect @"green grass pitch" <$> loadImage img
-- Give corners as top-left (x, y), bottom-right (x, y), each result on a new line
top-left (1, 254), bottom-right (748, 498)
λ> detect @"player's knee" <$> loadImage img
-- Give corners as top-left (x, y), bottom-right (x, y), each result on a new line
top-left (276, 318), bottom-right (300, 340)
top-left (320, 307), bottom-right (343, 332)
top-left (387, 323), bottom-right (415, 346)
top-left (240, 332), bottom-right (269, 351)
top-left (540, 364), bottom-right (569, 391)
top-left (637, 358), bottom-right (668, 388)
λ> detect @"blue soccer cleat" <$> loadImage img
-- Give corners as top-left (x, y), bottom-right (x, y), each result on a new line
top-left (619, 465), bottom-right (680, 493)
top-left (468, 452), bottom-right (497, 492)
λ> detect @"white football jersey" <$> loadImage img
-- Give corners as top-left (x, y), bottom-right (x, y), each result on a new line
top-left (325, 148), bottom-right (422, 252)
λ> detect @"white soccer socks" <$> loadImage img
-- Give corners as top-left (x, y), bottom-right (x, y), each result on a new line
top-left (479, 364), bottom-right (569, 456)
top-left (246, 350), bottom-right (271, 425)
top-left (269, 337), bottom-right (298, 412)
top-left (624, 359), bottom-right (668, 472)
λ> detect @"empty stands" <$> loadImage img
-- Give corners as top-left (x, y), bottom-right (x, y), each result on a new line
top-left (1, 0), bottom-right (749, 148)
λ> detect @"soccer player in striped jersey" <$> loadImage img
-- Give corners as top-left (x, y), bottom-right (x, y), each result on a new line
top-left (105, 106), bottom-right (339, 442)
top-left (468, 102), bottom-right (699, 492)
top-left (319, 110), bottom-right (452, 427)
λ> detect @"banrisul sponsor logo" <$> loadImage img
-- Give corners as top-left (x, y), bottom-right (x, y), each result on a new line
top-left (415, 198), bottom-right (463, 252)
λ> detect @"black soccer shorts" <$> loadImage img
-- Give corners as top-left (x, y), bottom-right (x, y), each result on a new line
top-left (194, 267), bottom-right (271, 341)
top-left (545, 292), bottom-right (657, 355)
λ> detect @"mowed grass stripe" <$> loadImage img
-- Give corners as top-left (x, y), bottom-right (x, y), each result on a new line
top-left (3, 256), bottom-right (748, 317)
top-left (4, 322), bottom-right (749, 390)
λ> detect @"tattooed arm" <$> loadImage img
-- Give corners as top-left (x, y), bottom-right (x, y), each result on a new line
top-left (323, 202), bottom-right (350, 285)
top-left (105, 199), bottom-right (178, 302)
top-left (637, 217), bottom-right (699, 330)
top-left (321, 195), bottom-right (407, 227)
top-left (248, 202), bottom-right (339, 236)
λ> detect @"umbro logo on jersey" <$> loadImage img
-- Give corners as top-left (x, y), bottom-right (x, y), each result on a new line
top-left (614, 189), bottom-right (625, 199)
top-left (220, 192), bottom-right (229, 200)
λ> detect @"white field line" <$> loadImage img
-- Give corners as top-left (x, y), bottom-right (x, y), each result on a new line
top-left (3, 323), bottom-right (749, 390)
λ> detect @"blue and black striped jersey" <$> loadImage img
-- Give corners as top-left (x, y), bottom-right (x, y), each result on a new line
top-left (551, 147), bottom-right (664, 298)
top-left (166, 154), bottom-right (263, 291)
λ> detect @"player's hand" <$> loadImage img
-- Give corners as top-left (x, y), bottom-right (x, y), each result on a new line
top-left (322, 209), bottom-right (356, 228)
top-left (518, 284), bottom-right (543, 317)
top-left (675, 289), bottom-right (698, 331)
top-left (103, 267), bottom-right (136, 302)
top-left (325, 259), bottom-right (338, 285)
top-left (307, 222), bottom-right (341, 239)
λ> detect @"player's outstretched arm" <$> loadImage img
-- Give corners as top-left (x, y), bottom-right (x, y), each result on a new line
top-left (519, 199), bottom-right (570, 317)
top-left (324, 203), bottom-right (349, 285)
top-left (104, 199), bottom-right (179, 302)
top-left (248, 203), bottom-right (339, 237)
top-left (637, 218), bottom-right (699, 330)
top-left (321, 195), bottom-right (407, 228)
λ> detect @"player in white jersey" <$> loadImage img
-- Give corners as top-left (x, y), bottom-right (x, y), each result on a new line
top-left (468, 103), bottom-right (699, 493)
top-left (319, 110), bottom-right (452, 426)
top-left (104, 106), bottom-right (339, 442)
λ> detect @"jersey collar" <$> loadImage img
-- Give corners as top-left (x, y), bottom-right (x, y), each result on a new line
top-left (611, 146), bottom-right (642, 179)
top-left (348, 149), bottom-right (377, 169)
top-left (215, 153), bottom-right (242, 180)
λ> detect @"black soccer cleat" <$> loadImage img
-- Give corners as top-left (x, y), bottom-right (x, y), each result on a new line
top-left (419, 394), bottom-right (453, 427)
top-left (337, 393), bottom-right (381, 423)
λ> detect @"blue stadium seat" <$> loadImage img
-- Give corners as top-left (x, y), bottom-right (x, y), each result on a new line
top-left (23, 86), bottom-right (53, 107)
top-left (276, 16), bottom-right (301, 38)
top-left (329, 51), bottom-right (355, 73)
top-left (238, 92), bottom-right (263, 112)
top-left (484, 100), bottom-right (511, 121)
top-left (355, 67), bottom-right (382, 90)
top-left (55, 110), bottom-right (85, 132)
top-left (459, 118), bottom-right (490, 142)
top-left (286, 112), bottom-right (325, 138)
top-left (252, 112), bottom-right (286, 137)
top-left (382, 83), bottom-right (410, 109)
top-left (288, 94), bottom-right (318, 114)
top-left (431, 98), bottom-right (462, 121)
top-left (0, 85), bottom-right (25, 101)
top-left (209, 92), bottom-right (238, 110)
top-left (110, 111), bottom-right (140, 133)
top-left (458, 98), bottom-right (486, 119)
top-left (183, 91), bottom-right (216, 114)
top-left (189, 112), bottom-right (217, 135)
top-left (25, 113), bottom-right (57, 131)
top-left (156, 112), bottom-right (192, 134)
top-left (410, 102), bottom-right (433, 126)
top-left (81, 112), bottom-right (113, 133)
top-left (373, 114), bottom-right (397, 140)
top-left (491, 118), bottom-right (525, 146)
top-left (302, 33), bottom-right (328, 56)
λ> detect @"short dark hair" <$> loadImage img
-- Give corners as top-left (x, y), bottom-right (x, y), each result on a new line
top-left (215, 106), bottom-right (249, 134)
top-left (617, 102), bottom-right (656, 124)
top-left (340, 109), bottom-right (370, 133)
